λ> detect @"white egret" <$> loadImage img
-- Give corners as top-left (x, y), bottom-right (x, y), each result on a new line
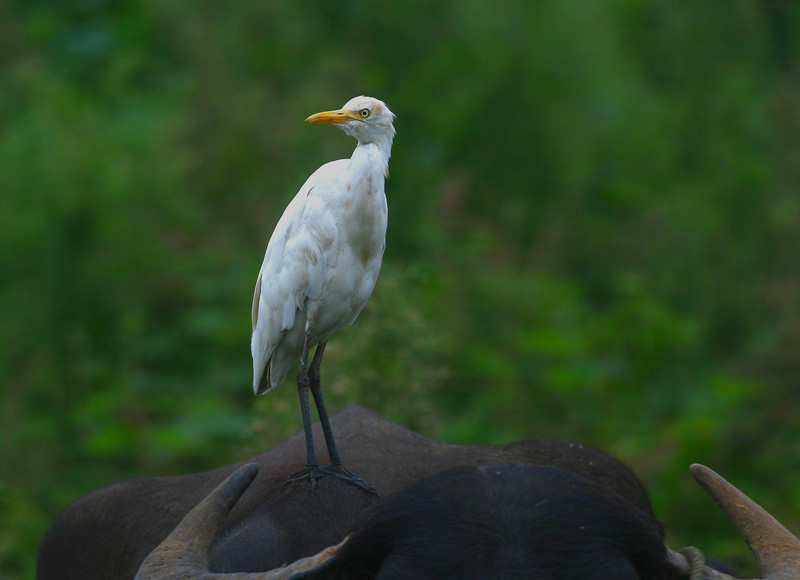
top-left (251, 96), bottom-right (395, 492)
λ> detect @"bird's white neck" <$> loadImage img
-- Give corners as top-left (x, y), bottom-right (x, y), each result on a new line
top-left (360, 127), bottom-right (394, 160)
top-left (351, 133), bottom-right (393, 180)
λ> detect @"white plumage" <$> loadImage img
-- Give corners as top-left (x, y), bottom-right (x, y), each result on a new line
top-left (251, 96), bottom-right (395, 395)
top-left (249, 97), bottom-right (394, 492)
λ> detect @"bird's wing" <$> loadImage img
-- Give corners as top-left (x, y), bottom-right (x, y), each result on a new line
top-left (251, 161), bottom-right (345, 387)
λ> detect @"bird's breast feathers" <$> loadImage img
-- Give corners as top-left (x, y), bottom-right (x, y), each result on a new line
top-left (252, 154), bottom-right (386, 341)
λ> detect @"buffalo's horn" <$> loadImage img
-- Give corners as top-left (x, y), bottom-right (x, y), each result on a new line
top-left (691, 463), bottom-right (800, 580)
top-left (134, 463), bottom-right (343, 580)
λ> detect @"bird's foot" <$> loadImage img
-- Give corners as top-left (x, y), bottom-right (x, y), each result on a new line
top-left (284, 464), bottom-right (381, 497)
top-left (321, 464), bottom-right (382, 497)
top-left (285, 465), bottom-right (322, 489)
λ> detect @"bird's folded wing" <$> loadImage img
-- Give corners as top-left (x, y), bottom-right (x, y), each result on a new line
top-left (252, 168), bottom-right (318, 332)
top-left (251, 164), bottom-right (342, 364)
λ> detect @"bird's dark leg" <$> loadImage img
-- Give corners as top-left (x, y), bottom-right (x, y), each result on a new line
top-left (286, 329), bottom-right (320, 488)
top-left (307, 341), bottom-right (340, 465)
top-left (308, 340), bottom-right (380, 497)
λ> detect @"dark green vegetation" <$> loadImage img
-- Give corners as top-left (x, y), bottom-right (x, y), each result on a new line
top-left (2, 1), bottom-right (800, 578)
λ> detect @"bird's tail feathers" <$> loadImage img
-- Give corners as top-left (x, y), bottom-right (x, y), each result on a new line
top-left (254, 358), bottom-right (293, 395)
top-left (254, 363), bottom-right (274, 395)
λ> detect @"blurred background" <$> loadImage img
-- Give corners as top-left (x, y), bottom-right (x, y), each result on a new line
top-left (2, 0), bottom-right (800, 578)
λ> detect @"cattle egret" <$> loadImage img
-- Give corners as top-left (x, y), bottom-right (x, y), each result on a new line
top-left (251, 96), bottom-right (395, 493)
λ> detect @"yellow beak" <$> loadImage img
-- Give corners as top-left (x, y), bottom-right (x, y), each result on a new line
top-left (305, 109), bottom-right (362, 124)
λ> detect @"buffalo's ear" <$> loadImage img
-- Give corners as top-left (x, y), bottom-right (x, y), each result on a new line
top-left (209, 515), bottom-right (286, 573)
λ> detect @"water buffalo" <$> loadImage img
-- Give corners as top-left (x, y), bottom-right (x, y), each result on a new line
top-left (134, 462), bottom-right (800, 580)
top-left (37, 406), bottom-right (652, 580)
top-left (137, 462), bottom-right (678, 580)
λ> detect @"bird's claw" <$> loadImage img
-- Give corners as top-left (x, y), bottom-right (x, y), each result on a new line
top-left (284, 464), bottom-right (381, 497)
top-left (323, 464), bottom-right (382, 496)
top-left (285, 465), bottom-right (321, 489)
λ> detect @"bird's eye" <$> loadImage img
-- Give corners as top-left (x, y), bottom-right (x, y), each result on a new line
top-left (359, 109), bottom-right (371, 118)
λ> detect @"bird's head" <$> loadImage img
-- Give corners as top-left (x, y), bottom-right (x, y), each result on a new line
top-left (306, 96), bottom-right (396, 147)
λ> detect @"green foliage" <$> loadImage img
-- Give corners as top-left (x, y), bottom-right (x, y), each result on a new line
top-left (2, 1), bottom-right (800, 578)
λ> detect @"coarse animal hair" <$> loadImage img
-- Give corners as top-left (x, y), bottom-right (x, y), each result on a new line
top-left (295, 463), bottom-right (679, 580)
